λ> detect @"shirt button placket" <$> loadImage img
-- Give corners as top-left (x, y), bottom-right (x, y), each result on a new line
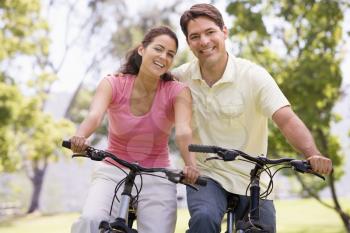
top-left (206, 87), bottom-right (214, 113)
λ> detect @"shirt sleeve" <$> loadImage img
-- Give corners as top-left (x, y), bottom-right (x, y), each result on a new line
top-left (167, 81), bottom-right (188, 107)
top-left (171, 63), bottom-right (190, 82)
top-left (105, 74), bottom-right (130, 104)
top-left (105, 74), bottom-right (118, 104)
top-left (251, 65), bottom-right (290, 118)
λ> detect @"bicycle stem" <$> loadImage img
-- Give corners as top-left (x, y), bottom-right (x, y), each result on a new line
top-left (117, 170), bottom-right (137, 220)
top-left (249, 165), bottom-right (262, 222)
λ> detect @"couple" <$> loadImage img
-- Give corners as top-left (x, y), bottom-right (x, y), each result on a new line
top-left (69, 3), bottom-right (332, 233)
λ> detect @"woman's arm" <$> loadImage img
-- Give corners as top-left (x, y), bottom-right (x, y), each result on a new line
top-left (70, 78), bottom-right (113, 152)
top-left (174, 87), bottom-right (199, 184)
top-left (272, 106), bottom-right (332, 175)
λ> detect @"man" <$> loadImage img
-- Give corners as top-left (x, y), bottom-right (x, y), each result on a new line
top-left (172, 3), bottom-right (333, 233)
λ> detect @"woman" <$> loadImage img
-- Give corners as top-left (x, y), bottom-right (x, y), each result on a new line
top-left (69, 26), bottom-right (199, 233)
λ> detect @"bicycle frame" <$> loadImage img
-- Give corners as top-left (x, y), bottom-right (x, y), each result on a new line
top-left (62, 140), bottom-right (207, 233)
top-left (188, 144), bottom-right (325, 233)
top-left (225, 164), bottom-right (271, 233)
top-left (226, 194), bottom-right (239, 233)
top-left (99, 169), bottom-right (138, 233)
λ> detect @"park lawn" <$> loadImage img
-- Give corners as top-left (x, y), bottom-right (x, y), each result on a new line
top-left (0, 198), bottom-right (349, 233)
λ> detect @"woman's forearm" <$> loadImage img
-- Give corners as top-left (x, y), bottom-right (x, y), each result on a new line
top-left (175, 129), bottom-right (196, 166)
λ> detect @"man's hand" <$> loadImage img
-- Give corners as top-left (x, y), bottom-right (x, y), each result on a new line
top-left (307, 155), bottom-right (333, 175)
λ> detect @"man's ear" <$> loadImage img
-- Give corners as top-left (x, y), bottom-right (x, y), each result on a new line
top-left (223, 26), bottom-right (228, 39)
top-left (138, 46), bottom-right (144, 56)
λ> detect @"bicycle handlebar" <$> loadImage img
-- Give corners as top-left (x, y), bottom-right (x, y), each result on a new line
top-left (188, 144), bottom-right (325, 180)
top-left (62, 140), bottom-right (207, 186)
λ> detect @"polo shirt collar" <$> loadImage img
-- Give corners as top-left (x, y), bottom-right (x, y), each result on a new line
top-left (190, 53), bottom-right (236, 85)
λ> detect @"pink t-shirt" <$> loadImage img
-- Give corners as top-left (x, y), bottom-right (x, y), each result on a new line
top-left (104, 74), bottom-right (187, 168)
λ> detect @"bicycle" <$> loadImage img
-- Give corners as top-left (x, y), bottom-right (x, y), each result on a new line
top-left (62, 140), bottom-right (207, 233)
top-left (188, 144), bottom-right (325, 233)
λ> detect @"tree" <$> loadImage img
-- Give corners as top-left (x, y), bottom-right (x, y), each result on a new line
top-left (0, 0), bottom-right (74, 213)
top-left (226, 0), bottom-right (350, 231)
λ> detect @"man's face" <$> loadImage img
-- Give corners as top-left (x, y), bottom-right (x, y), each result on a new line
top-left (186, 16), bottom-right (228, 65)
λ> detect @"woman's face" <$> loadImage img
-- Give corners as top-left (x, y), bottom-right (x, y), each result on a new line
top-left (138, 34), bottom-right (177, 78)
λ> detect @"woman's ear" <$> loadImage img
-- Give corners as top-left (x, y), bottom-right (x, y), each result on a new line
top-left (137, 46), bottom-right (144, 56)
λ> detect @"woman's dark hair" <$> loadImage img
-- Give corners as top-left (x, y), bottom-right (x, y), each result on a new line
top-left (180, 3), bottom-right (224, 39)
top-left (119, 26), bottom-right (178, 81)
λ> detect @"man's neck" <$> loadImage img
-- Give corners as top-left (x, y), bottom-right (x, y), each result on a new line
top-left (199, 52), bottom-right (228, 87)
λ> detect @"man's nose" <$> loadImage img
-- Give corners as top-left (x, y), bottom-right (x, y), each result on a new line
top-left (199, 35), bottom-right (210, 46)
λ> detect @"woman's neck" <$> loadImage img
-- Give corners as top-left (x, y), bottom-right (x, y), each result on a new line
top-left (135, 72), bottom-right (159, 94)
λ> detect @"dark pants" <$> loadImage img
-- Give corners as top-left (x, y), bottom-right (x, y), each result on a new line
top-left (186, 178), bottom-right (276, 233)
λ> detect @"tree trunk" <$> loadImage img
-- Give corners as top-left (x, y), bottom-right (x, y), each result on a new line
top-left (328, 171), bottom-right (350, 232)
top-left (27, 163), bottom-right (47, 214)
top-left (316, 128), bottom-right (350, 232)
top-left (296, 173), bottom-right (350, 232)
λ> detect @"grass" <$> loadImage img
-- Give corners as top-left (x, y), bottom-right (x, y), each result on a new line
top-left (0, 198), bottom-right (349, 233)
top-left (275, 198), bottom-right (348, 233)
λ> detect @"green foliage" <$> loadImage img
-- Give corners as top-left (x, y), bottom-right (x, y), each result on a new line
top-left (0, 0), bottom-right (74, 173)
top-left (0, 0), bottom-right (49, 61)
top-left (0, 83), bottom-right (22, 126)
top-left (0, 83), bottom-right (74, 172)
top-left (226, 0), bottom-right (348, 192)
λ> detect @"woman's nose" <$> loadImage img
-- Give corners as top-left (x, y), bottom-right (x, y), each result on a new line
top-left (159, 51), bottom-right (167, 59)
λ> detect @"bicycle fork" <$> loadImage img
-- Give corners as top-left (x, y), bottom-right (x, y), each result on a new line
top-left (226, 194), bottom-right (239, 233)
top-left (99, 170), bottom-right (138, 233)
top-left (235, 166), bottom-right (269, 233)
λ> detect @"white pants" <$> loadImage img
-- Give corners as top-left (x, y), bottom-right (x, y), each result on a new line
top-left (71, 162), bottom-right (177, 233)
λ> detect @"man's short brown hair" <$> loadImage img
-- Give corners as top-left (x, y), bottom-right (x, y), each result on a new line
top-left (180, 3), bottom-right (224, 38)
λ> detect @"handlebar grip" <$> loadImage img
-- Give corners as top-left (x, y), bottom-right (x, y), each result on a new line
top-left (188, 144), bottom-right (218, 153)
top-left (62, 140), bottom-right (71, 149)
top-left (195, 176), bottom-right (207, 186)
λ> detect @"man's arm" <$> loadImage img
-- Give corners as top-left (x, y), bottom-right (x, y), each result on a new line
top-left (272, 106), bottom-right (332, 175)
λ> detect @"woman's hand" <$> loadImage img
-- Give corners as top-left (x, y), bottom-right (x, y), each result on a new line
top-left (69, 136), bottom-right (89, 153)
top-left (183, 165), bottom-right (200, 185)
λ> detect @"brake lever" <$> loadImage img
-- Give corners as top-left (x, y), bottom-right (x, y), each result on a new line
top-left (72, 152), bottom-right (88, 158)
top-left (165, 170), bottom-right (200, 191)
top-left (307, 170), bottom-right (325, 180)
top-left (291, 160), bottom-right (325, 180)
top-left (205, 156), bottom-right (223, 162)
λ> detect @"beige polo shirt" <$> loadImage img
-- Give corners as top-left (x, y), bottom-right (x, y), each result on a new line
top-left (172, 54), bottom-right (290, 198)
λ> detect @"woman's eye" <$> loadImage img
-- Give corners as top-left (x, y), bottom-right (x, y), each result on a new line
top-left (154, 47), bottom-right (162, 52)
